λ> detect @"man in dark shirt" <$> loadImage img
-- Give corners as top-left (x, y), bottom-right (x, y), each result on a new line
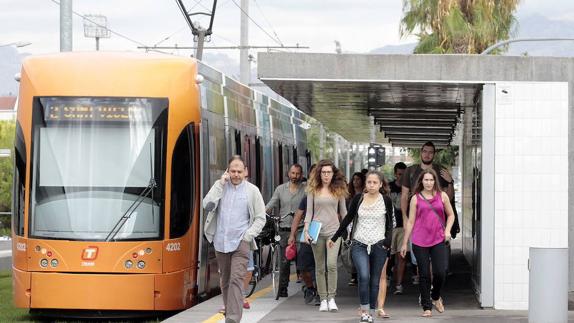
top-left (389, 162), bottom-right (407, 294)
top-left (400, 141), bottom-right (454, 216)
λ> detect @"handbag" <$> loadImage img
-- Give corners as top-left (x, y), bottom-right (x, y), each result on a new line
top-left (340, 239), bottom-right (354, 273)
top-left (339, 194), bottom-right (364, 273)
top-left (285, 242), bottom-right (297, 261)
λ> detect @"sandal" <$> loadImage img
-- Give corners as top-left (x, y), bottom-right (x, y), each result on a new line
top-left (432, 297), bottom-right (445, 313)
top-left (422, 310), bottom-right (432, 317)
top-left (375, 308), bottom-right (391, 318)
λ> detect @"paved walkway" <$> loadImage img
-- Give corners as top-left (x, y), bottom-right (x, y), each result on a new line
top-left (165, 240), bottom-right (574, 323)
top-left (0, 240), bottom-right (11, 271)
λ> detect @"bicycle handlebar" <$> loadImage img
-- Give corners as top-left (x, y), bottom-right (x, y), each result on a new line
top-left (265, 212), bottom-right (293, 221)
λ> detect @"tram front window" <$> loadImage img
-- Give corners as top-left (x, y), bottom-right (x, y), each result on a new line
top-left (29, 97), bottom-right (167, 241)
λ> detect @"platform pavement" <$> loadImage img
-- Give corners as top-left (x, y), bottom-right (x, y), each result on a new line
top-left (0, 240), bottom-right (11, 271)
top-left (164, 240), bottom-right (574, 323)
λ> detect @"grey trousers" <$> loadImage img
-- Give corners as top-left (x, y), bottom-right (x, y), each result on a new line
top-left (215, 240), bottom-right (250, 323)
top-left (311, 236), bottom-right (341, 300)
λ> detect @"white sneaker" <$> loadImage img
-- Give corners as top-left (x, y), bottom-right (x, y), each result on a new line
top-left (319, 300), bottom-right (329, 312)
top-left (328, 298), bottom-right (338, 312)
top-left (394, 284), bottom-right (404, 295)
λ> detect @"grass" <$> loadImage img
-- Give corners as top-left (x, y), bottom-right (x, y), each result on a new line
top-left (0, 271), bottom-right (33, 322)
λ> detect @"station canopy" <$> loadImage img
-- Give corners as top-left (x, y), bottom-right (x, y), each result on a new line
top-left (257, 53), bottom-right (487, 147)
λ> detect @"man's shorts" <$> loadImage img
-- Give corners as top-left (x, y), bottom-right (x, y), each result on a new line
top-left (390, 227), bottom-right (410, 255)
top-left (296, 242), bottom-right (315, 272)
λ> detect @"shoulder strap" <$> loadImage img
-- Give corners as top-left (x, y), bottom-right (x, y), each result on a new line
top-left (349, 194), bottom-right (364, 240)
top-left (310, 194), bottom-right (315, 222)
top-left (419, 193), bottom-right (446, 230)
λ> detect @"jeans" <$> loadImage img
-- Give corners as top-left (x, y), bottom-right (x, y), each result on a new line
top-left (412, 241), bottom-right (448, 311)
top-left (351, 240), bottom-right (388, 310)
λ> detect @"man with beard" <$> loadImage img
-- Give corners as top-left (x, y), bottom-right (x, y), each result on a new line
top-left (203, 155), bottom-right (266, 323)
top-left (401, 142), bottom-right (454, 225)
top-left (266, 164), bottom-right (307, 297)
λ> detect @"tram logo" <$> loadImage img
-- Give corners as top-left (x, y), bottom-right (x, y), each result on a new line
top-left (82, 247), bottom-right (99, 260)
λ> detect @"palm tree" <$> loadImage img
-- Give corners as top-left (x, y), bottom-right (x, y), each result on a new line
top-left (400, 0), bottom-right (520, 54)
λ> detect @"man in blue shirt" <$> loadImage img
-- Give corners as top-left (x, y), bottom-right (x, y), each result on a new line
top-left (203, 156), bottom-right (266, 323)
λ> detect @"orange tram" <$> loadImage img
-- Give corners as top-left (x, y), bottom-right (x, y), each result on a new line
top-left (11, 52), bottom-right (336, 316)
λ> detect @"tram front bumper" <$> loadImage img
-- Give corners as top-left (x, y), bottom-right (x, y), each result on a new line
top-left (29, 271), bottom-right (155, 310)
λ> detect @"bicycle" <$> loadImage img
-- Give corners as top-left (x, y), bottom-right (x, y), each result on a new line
top-left (245, 212), bottom-right (291, 300)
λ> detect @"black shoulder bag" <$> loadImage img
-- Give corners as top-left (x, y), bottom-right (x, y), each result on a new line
top-left (340, 194), bottom-right (363, 273)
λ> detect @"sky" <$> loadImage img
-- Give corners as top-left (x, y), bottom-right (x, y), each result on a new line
top-left (1, 0), bottom-right (574, 73)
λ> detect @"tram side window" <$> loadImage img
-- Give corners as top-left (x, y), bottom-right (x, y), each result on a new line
top-left (170, 124), bottom-right (195, 239)
top-left (12, 122), bottom-right (25, 236)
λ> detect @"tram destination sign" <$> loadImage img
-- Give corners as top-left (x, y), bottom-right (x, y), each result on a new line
top-left (45, 105), bottom-right (145, 122)
top-left (38, 97), bottom-right (167, 123)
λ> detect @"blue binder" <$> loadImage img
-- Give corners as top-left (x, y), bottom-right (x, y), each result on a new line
top-left (299, 220), bottom-right (321, 244)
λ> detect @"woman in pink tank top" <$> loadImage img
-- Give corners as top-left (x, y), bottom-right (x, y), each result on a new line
top-left (399, 168), bottom-right (455, 318)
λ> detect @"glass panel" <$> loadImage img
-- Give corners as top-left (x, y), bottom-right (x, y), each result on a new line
top-left (170, 124), bottom-right (195, 239)
top-left (29, 97), bottom-right (167, 241)
top-left (12, 122), bottom-right (26, 236)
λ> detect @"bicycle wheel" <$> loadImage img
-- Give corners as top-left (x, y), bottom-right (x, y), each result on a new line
top-left (271, 244), bottom-right (281, 300)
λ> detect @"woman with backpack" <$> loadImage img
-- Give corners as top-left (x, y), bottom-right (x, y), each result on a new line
top-left (329, 171), bottom-right (394, 323)
top-left (400, 168), bottom-right (455, 318)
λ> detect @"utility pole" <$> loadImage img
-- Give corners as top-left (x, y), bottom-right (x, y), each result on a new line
top-left (60, 0), bottom-right (73, 51)
top-left (239, 0), bottom-right (249, 84)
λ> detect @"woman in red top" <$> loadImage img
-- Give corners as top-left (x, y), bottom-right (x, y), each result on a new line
top-left (400, 168), bottom-right (454, 318)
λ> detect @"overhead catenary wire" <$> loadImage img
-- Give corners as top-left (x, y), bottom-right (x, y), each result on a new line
top-left (50, 0), bottom-right (153, 49)
top-left (252, 0), bottom-right (284, 47)
top-left (229, 0), bottom-right (283, 47)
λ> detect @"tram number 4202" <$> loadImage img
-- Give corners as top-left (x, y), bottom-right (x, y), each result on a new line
top-left (166, 242), bottom-right (181, 252)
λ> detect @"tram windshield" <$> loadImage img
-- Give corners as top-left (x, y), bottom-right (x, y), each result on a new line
top-left (29, 97), bottom-right (167, 241)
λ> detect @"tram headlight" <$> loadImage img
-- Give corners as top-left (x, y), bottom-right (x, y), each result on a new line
top-left (40, 259), bottom-right (48, 268)
top-left (124, 260), bottom-right (133, 269)
top-left (137, 261), bottom-right (146, 269)
top-left (145, 248), bottom-right (152, 254)
top-left (50, 259), bottom-right (59, 267)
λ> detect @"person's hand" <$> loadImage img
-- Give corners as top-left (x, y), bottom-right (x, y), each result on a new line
top-left (288, 234), bottom-right (295, 245)
top-left (220, 168), bottom-right (230, 185)
top-left (440, 168), bottom-right (453, 183)
top-left (444, 230), bottom-right (452, 242)
top-left (399, 243), bottom-right (408, 258)
top-left (304, 231), bottom-right (312, 244)
top-left (327, 240), bottom-right (334, 249)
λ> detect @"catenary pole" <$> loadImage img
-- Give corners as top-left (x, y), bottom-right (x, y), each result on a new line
top-left (60, 0), bottom-right (72, 51)
top-left (240, 0), bottom-right (250, 84)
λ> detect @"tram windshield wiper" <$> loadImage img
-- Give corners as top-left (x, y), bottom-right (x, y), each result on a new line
top-left (105, 177), bottom-right (157, 242)
top-left (105, 142), bottom-right (156, 242)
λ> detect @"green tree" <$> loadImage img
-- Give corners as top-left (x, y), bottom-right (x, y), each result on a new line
top-left (0, 120), bottom-right (15, 213)
top-left (401, 0), bottom-right (519, 166)
top-left (401, 0), bottom-right (520, 54)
